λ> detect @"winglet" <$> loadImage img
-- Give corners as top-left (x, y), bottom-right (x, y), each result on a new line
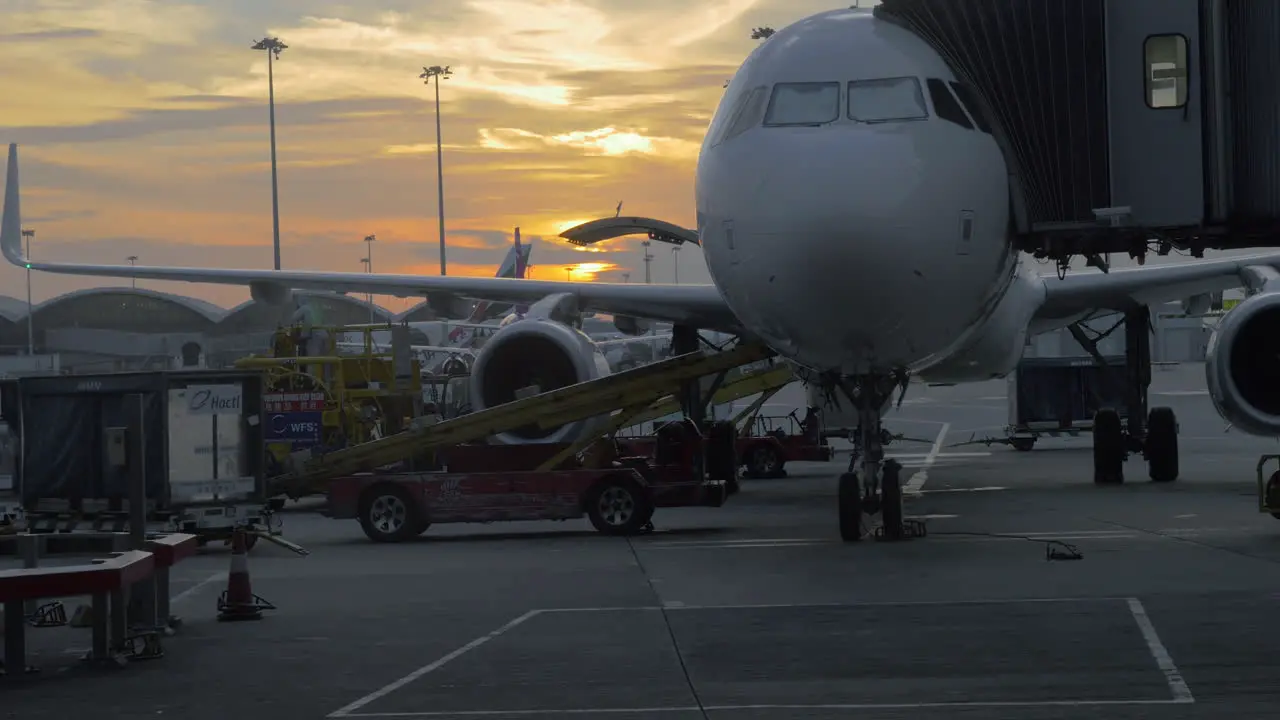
top-left (1, 143), bottom-right (25, 266)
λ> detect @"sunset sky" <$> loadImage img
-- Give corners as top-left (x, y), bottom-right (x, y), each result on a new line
top-left (0, 0), bottom-right (854, 310)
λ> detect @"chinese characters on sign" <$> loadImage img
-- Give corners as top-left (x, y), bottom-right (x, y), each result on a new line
top-left (263, 392), bottom-right (326, 413)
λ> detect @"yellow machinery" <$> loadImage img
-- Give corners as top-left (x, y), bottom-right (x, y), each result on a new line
top-left (235, 324), bottom-right (424, 468)
top-left (270, 341), bottom-right (778, 497)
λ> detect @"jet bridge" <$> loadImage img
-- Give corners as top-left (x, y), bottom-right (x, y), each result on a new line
top-left (875, 0), bottom-right (1280, 267)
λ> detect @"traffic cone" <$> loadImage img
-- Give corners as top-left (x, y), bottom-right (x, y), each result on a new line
top-left (216, 529), bottom-right (275, 622)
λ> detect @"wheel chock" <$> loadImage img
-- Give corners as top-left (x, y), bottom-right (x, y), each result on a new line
top-left (68, 603), bottom-right (94, 628)
top-left (27, 601), bottom-right (68, 627)
top-left (120, 631), bottom-right (165, 661)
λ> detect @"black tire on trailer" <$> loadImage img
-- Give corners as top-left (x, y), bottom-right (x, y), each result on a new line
top-left (357, 484), bottom-right (425, 543)
top-left (838, 472), bottom-right (863, 542)
top-left (1145, 406), bottom-right (1179, 483)
top-left (1092, 408), bottom-right (1126, 485)
top-left (1266, 471), bottom-right (1280, 520)
top-left (585, 475), bottom-right (654, 536)
top-left (1010, 437), bottom-right (1036, 452)
top-left (744, 443), bottom-right (784, 479)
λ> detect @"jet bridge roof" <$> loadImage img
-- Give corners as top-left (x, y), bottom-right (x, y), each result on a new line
top-left (559, 217), bottom-right (699, 247)
top-left (875, 0), bottom-right (1112, 230)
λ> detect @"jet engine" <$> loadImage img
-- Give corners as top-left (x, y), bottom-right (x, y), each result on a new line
top-left (468, 317), bottom-right (612, 444)
top-left (1205, 291), bottom-right (1280, 436)
top-left (249, 280), bottom-right (293, 306)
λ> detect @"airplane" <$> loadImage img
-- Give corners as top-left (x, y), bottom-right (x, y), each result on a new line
top-left (7, 7), bottom-right (1280, 542)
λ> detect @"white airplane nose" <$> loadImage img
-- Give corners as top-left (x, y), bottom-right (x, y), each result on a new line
top-left (702, 128), bottom-right (1007, 374)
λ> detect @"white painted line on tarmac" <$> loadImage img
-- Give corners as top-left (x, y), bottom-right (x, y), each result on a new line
top-left (171, 571), bottom-right (225, 606)
top-left (337, 700), bottom-right (1193, 717)
top-left (328, 610), bottom-right (544, 718)
top-left (1127, 598), bottom-right (1195, 704)
top-left (903, 422), bottom-right (949, 493)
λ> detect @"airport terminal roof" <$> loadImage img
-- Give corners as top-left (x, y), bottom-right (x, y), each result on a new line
top-left (0, 286), bottom-right (431, 339)
top-left (0, 295), bottom-right (27, 323)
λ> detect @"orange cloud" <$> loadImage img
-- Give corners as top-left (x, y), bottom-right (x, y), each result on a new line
top-left (0, 0), bottom-right (786, 306)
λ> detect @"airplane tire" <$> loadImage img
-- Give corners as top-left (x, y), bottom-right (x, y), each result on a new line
top-left (881, 462), bottom-right (904, 536)
top-left (838, 472), bottom-right (863, 542)
top-left (1146, 407), bottom-right (1179, 483)
top-left (1092, 408), bottom-right (1125, 485)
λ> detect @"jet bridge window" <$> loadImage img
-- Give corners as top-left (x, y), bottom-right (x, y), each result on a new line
top-left (846, 77), bottom-right (928, 123)
top-left (763, 82), bottom-right (840, 126)
top-left (1145, 34), bottom-right (1189, 109)
top-left (925, 78), bottom-right (973, 131)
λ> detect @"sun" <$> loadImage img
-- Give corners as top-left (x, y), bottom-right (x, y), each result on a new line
top-left (554, 218), bottom-right (593, 235)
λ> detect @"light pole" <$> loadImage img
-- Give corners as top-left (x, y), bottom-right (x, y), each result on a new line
top-left (419, 65), bottom-right (452, 275)
top-left (127, 255), bottom-right (138, 288)
top-left (252, 36), bottom-right (288, 270)
top-left (622, 272), bottom-right (630, 283)
top-left (21, 228), bottom-right (33, 355)
top-left (672, 245), bottom-right (681, 284)
top-left (363, 234), bottom-right (376, 322)
top-left (641, 239), bottom-right (653, 284)
top-left (564, 266), bottom-right (573, 281)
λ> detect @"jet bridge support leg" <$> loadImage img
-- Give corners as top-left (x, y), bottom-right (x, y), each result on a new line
top-left (1087, 305), bottom-right (1179, 484)
top-left (671, 325), bottom-right (703, 427)
top-left (1123, 306), bottom-right (1151, 445)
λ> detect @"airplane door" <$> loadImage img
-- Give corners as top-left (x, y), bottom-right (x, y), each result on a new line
top-left (1105, 0), bottom-right (1204, 228)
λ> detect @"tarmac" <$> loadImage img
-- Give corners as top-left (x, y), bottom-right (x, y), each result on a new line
top-left (5, 362), bottom-right (1280, 719)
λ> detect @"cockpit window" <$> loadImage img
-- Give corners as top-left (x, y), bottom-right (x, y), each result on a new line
top-left (948, 81), bottom-right (994, 135)
top-left (763, 82), bottom-right (840, 126)
top-left (847, 77), bottom-right (928, 123)
top-left (926, 78), bottom-right (974, 130)
top-left (718, 85), bottom-right (769, 145)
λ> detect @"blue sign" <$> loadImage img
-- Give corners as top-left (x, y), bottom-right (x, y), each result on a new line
top-left (269, 412), bottom-right (322, 443)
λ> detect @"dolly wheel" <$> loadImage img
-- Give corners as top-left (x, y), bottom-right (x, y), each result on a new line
top-left (1145, 407), bottom-right (1179, 483)
top-left (358, 484), bottom-right (425, 543)
top-left (1265, 471), bottom-right (1280, 520)
top-left (586, 476), bottom-right (653, 536)
top-left (1092, 408), bottom-right (1125, 485)
top-left (744, 444), bottom-right (783, 478)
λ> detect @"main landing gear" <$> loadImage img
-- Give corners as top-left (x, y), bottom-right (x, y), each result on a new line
top-left (1070, 305), bottom-right (1179, 485)
top-left (834, 372), bottom-right (926, 543)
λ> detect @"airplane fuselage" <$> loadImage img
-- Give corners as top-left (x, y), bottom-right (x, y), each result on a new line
top-left (697, 8), bottom-right (1035, 380)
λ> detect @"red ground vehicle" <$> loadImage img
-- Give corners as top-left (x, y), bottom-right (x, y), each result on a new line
top-left (324, 419), bottom-right (737, 542)
top-left (618, 410), bottom-right (833, 479)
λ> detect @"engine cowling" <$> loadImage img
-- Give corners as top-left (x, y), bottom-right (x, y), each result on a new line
top-left (468, 318), bottom-right (612, 444)
top-left (249, 280), bottom-right (293, 306)
top-left (1205, 291), bottom-right (1280, 436)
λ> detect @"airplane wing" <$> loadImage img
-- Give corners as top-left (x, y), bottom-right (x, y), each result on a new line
top-left (2, 144), bottom-right (740, 332)
top-left (1033, 252), bottom-right (1280, 325)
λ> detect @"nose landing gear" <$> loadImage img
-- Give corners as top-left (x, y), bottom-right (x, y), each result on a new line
top-left (833, 371), bottom-right (926, 542)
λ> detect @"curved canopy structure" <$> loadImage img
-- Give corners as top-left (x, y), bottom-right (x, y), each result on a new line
top-left (559, 216), bottom-right (699, 247)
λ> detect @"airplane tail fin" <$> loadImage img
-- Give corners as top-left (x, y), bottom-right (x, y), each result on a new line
top-left (2, 144), bottom-right (27, 267)
top-left (513, 227), bottom-right (531, 279)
